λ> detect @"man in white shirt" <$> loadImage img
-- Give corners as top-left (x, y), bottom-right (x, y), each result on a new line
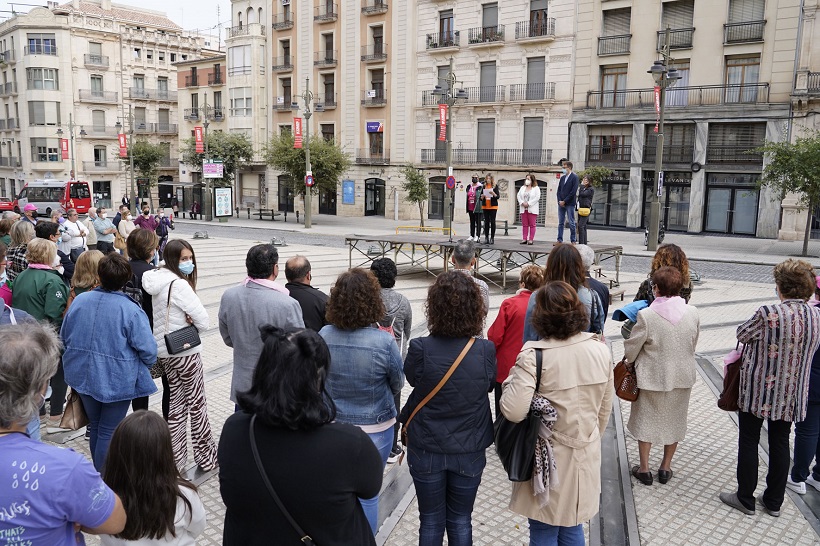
top-left (63, 208), bottom-right (89, 261)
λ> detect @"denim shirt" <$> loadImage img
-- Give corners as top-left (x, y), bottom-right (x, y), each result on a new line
top-left (319, 324), bottom-right (404, 426)
top-left (61, 288), bottom-right (158, 403)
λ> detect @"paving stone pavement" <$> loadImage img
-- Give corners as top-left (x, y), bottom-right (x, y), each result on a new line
top-left (41, 232), bottom-right (820, 546)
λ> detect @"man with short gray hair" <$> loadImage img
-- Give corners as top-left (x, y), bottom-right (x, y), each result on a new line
top-left (577, 244), bottom-right (610, 320)
top-left (1, 211), bottom-right (19, 221)
top-left (450, 238), bottom-right (490, 316)
top-left (83, 207), bottom-right (98, 251)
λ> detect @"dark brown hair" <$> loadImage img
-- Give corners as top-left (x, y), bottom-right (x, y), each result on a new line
top-left (651, 266), bottom-right (684, 297)
top-left (162, 239), bottom-right (197, 290)
top-left (326, 268), bottom-right (385, 330)
top-left (774, 259), bottom-right (816, 300)
top-left (544, 243), bottom-right (587, 289)
top-left (127, 228), bottom-right (159, 262)
top-left (531, 281), bottom-right (588, 340)
top-left (650, 244), bottom-right (690, 282)
top-left (0, 218), bottom-right (13, 237)
top-left (99, 253), bottom-right (133, 291)
top-left (426, 271), bottom-right (485, 337)
top-left (519, 264), bottom-right (544, 291)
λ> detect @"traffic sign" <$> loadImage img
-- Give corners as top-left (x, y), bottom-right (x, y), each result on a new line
top-left (446, 175), bottom-right (456, 189)
top-left (305, 174), bottom-right (315, 187)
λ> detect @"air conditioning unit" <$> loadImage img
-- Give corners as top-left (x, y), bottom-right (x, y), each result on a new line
top-left (282, 0), bottom-right (291, 5)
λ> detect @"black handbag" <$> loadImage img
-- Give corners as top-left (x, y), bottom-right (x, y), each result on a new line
top-left (163, 279), bottom-right (202, 355)
top-left (494, 349), bottom-right (543, 482)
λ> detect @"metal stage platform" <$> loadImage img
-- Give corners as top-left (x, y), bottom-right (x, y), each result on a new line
top-left (345, 234), bottom-right (623, 292)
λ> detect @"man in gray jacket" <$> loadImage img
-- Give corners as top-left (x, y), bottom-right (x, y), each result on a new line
top-left (218, 244), bottom-right (305, 404)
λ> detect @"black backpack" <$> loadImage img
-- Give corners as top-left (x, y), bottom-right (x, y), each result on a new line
top-left (124, 273), bottom-right (143, 306)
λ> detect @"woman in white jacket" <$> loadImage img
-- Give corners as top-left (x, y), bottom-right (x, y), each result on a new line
top-left (142, 239), bottom-right (218, 472)
top-left (517, 174), bottom-right (541, 245)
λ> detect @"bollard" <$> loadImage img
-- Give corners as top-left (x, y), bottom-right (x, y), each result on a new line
top-left (502, 220), bottom-right (509, 236)
top-left (283, 210), bottom-right (288, 222)
top-left (296, 210), bottom-right (300, 223)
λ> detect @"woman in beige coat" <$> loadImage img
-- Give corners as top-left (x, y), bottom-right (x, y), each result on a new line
top-left (501, 281), bottom-right (613, 545)
top-left (624, 266), bottom-right (699, 486)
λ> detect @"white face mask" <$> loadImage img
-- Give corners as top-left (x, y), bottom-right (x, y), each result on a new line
top-left (525, 179), bottom-right (531, 186)
top-left (125, 215), bottom-right (132, 220)
top-left (101, 213), bottom-right (108, 219)
top-left (51, 255), bottom-right (61, 268)
top-left (159, 212), bottom-right (165, 218)
top-left (0, 270), bottom-right (7, 284)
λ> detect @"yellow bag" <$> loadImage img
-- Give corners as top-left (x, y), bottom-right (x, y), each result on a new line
top-left (578, 207), bottom-right (591, 217)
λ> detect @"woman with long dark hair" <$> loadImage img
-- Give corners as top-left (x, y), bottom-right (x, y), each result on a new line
top-left (101, 410), bottom-right (205, 545)
top-left (219, 327), bottom-right (383, 545)
top-left (142, 239), bottom-right (217, 472)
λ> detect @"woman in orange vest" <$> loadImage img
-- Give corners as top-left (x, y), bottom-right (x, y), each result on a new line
top-left (482, 174), bottom-right (500, 245)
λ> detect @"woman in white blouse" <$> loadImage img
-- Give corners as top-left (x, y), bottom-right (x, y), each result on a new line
top-left (517, 174), bottom-right (541, 245)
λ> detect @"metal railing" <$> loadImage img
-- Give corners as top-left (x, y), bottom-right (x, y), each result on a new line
top-left (361, 44), bottom-right (388, 62)
top-left (463, 85), bottom-right (506, 103)
top-left (314, 3), bottom-right (338, 22)
top-left (272, 55), bottom-right (294, 71)
top-left (586, 145), bottom-right (632, 163)
top-left (208, 73), bottom-right (224, 85)
top-left (183, 108), bottom-right (200, 120)
top-left (154, 123), bottom-right (178, 134)
top-left (83, 53), bottom-right (109, 67)
top-left (184, 75), bottom-right (199, 87)
top-left (426, 31), bottom-right (460, 50)
top-left (158, 158), bottom-right (180, 168)
top-left (24, 45), bottom-right (57, 55)
top-left (272, 13), bottom-right (294, 29)
top-left (314, 50), bottom-right (337, 66)
top-left (362, 0), bottom-right (388, 14)
top-left (420, 148), bottom-right (553, 166)
top-left (467, 24), bottom-right (505, 45)
top-left (210, 107), bottom-right (225, 120)
top-left (515, 19), bottom-right (556, 40)
top-left (421, 90), bottom-right (441, 107)
top-left (226, 23), bottom-right (266, 39)
top-left (315, 93), bottom-right (337, 108)
top-left (83, 161), bottom-right (120, 171)
top-left (586, 83), bottom-right (770, 108)
top-left (361, 89), bottom-right (387, 106)
top-left (355, 149), bottom-right (390, 164)
top-left (509, 82), bottom-right (556, 101)
top-left (84, 126), bottom-right (119, 137)
top-left (272, 99), bottom-right (294, 111)
top-left (656, 28), bottom-right (695, 50)
top-left (79, 89), bottom-right (118, 102)
top-left (129, 88), bottom-right (177, 100)
top-left (706, 145), bottom-right (763, 165)
top-left (809, 72), bottom-right (820, 93)
top-left (642, 145), bottom-right (694, 164)
top-left (598, 34), bottom-right (631, 55)
top-left (724, 20), bottom-right (765, 43)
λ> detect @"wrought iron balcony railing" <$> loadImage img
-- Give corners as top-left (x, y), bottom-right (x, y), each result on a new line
top-left (362, 0), bottom-right (388, 15)
top-left (509, 82), bottom-right (556, 101)
top-left (586, 145), bottom-right (632, 163)
top-left (420, 148), bottom-right (553, 166)
top-left (361, 44), bottom-right (388, 62)
top-left (426, 31), bottom-right (460, 50)
top-left (724, 20), bottom-right (765, 44)
top-left (656, 28), bottom-right (695, 50)
top-left (356, 149), bottom-right (390, 165)
top-left (467, 25), bottom-right (505, 45)
top-left (83, 54), bottom-right (109, 67)
top-left (515, 19), bottom-right (555, 40)
top-left (586, 83), bottom-right (770, 109)
top-left (598, 34), bottom-right (631, 55)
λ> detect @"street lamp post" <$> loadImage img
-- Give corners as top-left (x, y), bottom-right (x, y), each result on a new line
top-left (431, 57), bottom-right (468, 232)
top-left (56, 113), bottom-right (86, 180)
top-left (295, 77), bottom-right (315, 229)
top-left (646, 27), bottom-right (681, 251)
top-left (202, 92), bottom-right (213, 221)
top-left (115, 106), bottom-right (137, 215)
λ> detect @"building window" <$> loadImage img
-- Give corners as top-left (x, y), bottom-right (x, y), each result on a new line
top-left (600, 65), bottom-right (627, 107)
top-left (213, 91), bottom-right (223, 109)
top-left (370, 69), bottom-right (384, 98)
top-left (30, 138), bottom-right (59, 162)
top-left (26, 68), bottom-right (58, 90)
top-left (281, 78), bottom-right (292, 106)
top-left (372, 25), bottom-right (384, 54)
top-left (323, 73), bottom-right (335, 104)
top-left (439, 9), bottom-right (454, 42)
top-left (228, 45), bottom-right (251, 75)
top-left (27, 33), bottom-right (56, 55)
top-left (157, 77), bottom-right (168, 98)
top-left (522, 117), bottom-right (544, 164)
top-left (27, 101), bottom-right (60, 126)
top-left (725, 55), bottom-right (761, 103)
top-left (587, 126), bottom-right (631, 163)
top-left (170, 53), bottom-right (176, 62)
top-left (477, 119), bottom-right (495, 162)
top-left (93, 145), bottom-right (107, 166)
top-left (91, 110), bottom-right (105, 130)
top-left (230, 87), bottom-right (252, 116)
top-left (90, 75), bottom-right (103, 94)
top-left (599, 8), bottom-right (631, 55)
top-left (191, 93), bottom-right (199, 111)
top-left (369, 132), bottom-right (384, 155)
top-left (530, 0), bottom-right (548, 30)
top-left (133, 48), bottom-right (141, 59)
top-left (321, 124), bottom-right (335, 142)
top-left (280, 125), bottom-right (292, 136)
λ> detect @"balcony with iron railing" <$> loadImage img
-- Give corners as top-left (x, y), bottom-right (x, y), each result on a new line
top-left (79, 89), bottom-right (118, 103)
top-left (273, 55), bottom-right (294, 72)
top-left (706, 145), bottom-right (764, 165)
top-left (314, 50), bottom-right (337, 67)
top-left (273, 99), bottom-right (295, 111)
top-left (24, 45), bottom-right (57, 56)
top-left (467, 25), bottom-right (505, 46)
top-left (361, 44), bottom-right (388, 62)
top-left (208, 72), bottom-right (224, 85)
top-left (724, 20), bottom-right (765, 44)
top-left (209, 107), bottom-right (225, 120)
top-left (314, 3), bottom-right (338, 22)
top-left (586, 144), bottom-right (632, 163)
top-left (129, 88), bottom-right (177, 101)
top-left (656, 28), bottom-right (695, 51)
top-left (184, 75), bottom-right (199, 87)
top-left (83, 160), bottom-right (120, 171)
top-left (426, 31), bottom-right (460, 51)
top-left (154, 123), bottom-right (178, 134)
top-left (420, 148), bottom-right (554, 167)
top-left (0, 50), bottom-right (15, 63)
top-left (83, 54), bottom-right (109, 68)
top-left (183, 108), bottom-right (200, 120)
top-left (585, 83), bottom-right (770, 109)
top-left (463, 85), bottom-right (506, 103)
top-left (83, 126), bottom-right (119, 138)
top-left (362, 0), bottom-right (388, 15)
top-left (598, 34), bottom-right (631, 55)
top-left (509, 82), bottom-right (556, 101)
top-left (272, 12), bottom-right (294, 30)
top-left (356, 149), bottom-right (390, 165)
top-left (809, 72), bottom-right (820, 94)
top-left (314, 93), bottom-right (337, 109)
top-left (515, 19), bottom-right (556, 41)
top-left (0, 157), bottom-right (21, 167)
top-left (226, 23), bottom-right (266, 39)
top-left (642, 144), bottom-right (695, 164)
top-left (361, 89), bottom-right (387, 107)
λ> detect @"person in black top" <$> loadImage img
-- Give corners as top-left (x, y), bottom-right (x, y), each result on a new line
top-left (284, 255), bottom-right (329, 331)
top-left (218, 326), bottom-right (382, 546)
top-left (34, 221), bottom-right (74, 284)
top-left (577, 174), bottom-right (595, 245)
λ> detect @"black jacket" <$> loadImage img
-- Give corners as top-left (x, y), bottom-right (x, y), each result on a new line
top-left (285, 281), bottom-right (329, 331)
top-left (587, 274), bottom-right (610, 321)
top-left (578, 185), bottom-right (595, 209)
top-left (129, 259), bottom-right (156, 328)
top-left (481, 184), bottom-right (500, 209)
top-left (400, 336), bottom-right (496, 454)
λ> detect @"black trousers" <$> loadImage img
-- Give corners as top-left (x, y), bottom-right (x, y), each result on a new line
top-left (736, 411), bottom-right (793, 511)
top-left (97, 241), bottom-right (115, 255)
top-left (578, 214), bottom-right (589, 245)
top-left (131, 374), bottom-right (171, 421)
top-left (49, 358), bottom-right (67, 417)
top-left (483, 209), bottom-right (497, 240)
top-left (392, 391), bottom-right (401, 450)
top-left (468, 212), bottom-right (482, 238)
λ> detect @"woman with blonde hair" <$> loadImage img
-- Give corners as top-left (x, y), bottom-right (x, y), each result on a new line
top-left (71, 250), bottom-right (104, 296)
top-left (6, 219), bottom-right (35, 282)
top-left (482, 174), bottom-right (500, 245)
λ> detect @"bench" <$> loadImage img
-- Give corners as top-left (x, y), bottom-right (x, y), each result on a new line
top-left (609, 288), bottom-right (626, 305)
top-left (241, 208), bottom-right (282, 221)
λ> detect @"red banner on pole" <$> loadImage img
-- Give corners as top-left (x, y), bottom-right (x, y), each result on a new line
top-left (118, 134), bottom-right (127, 158)
top-left (195, 126), bottom-right (204, 153)
top-left (60, 139), bottom-right (69, 160)
top-left (654, 86), bottom-right (661, 133)
top-left (293, 117), bottom-right (303, 149)
top-left (438, 104), bottom-right (448, 142)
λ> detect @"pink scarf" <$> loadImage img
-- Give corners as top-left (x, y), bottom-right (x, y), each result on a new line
top-left (649, 295), bottom-right (687, 325)
top-left (28, 264), bottom-right (52, 270)
top-left (243, 277), bottom-right (289, 295)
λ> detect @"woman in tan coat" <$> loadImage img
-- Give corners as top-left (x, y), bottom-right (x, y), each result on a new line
top-left (624, 266), bottom-right (699, 486)
top-left (501, 281), bottom-right (613, 545)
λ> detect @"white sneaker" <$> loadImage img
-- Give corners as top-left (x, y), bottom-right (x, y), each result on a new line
top-left (807, 475), bottom-right (820, 492)
top-left (787, 476), bottom-right (806, 495)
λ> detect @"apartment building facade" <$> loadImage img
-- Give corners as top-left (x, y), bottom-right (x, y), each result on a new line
top-left (0, 0), bottom-right (208, 209)
top-left (569, 0), bottom-right (801, 239)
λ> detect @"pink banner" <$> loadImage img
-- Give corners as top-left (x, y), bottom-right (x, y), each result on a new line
top-left (654, 86), bottom-right (660, 133)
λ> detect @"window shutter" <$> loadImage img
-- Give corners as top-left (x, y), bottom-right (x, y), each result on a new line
top-left (708, 123), bottom-right (765, 147)
top-left (480, 62), bottom-right (496, 88)
top-left (530, 0), bottom-right (548, 11)
top-left (477, 119), bottom-right (495, 150)
top-left (728, 0), bottom-right (764, 23)
top-left (662, 0), bottom-right (695, 29)
top-left (523, 118), bottom-right (543, 149)
top-left (482, 3), bottom-right (498, 28)
top-left (603, 8), bottom-right (631, 36)
top-left (526, 57), bottom-right (545, 85)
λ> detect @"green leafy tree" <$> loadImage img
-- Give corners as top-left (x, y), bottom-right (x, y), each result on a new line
top-left (755, 131), bottom-right (820, 257)
top-left (400, 165), bottom-right (429, 227)
top-left (577, 166), bottom-right (613, 188)
top-left (263, 132), bottom-right (351, 196)
top-left (180, 131), bottom-right (254, 189)
top-left (118, 139), bottom-right (164, 210)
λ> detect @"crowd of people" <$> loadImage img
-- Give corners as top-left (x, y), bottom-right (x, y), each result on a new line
top-left (2, 197), bottom-right (820, 546)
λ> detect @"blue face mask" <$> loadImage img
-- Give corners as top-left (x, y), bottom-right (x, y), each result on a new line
top-left (561, 168), bottom-right (567, 175)
top-left (178, 261), bottom-right (195, 275)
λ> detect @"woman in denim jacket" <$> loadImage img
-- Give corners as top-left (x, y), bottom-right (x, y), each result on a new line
top-left (319, 268), bottom-right (404, 534)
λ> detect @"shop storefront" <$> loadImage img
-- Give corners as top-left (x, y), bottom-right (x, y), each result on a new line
top-left (641, 171), bottom-right (692, 231)
top-left (589, 170), bottom-right (630, 227)
top-left (703, 173), bottom-right (759, 235)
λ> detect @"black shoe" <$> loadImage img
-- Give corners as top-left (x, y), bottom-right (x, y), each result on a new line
top-left (490, 238), bottom-right (494, 244)
top-left (631, 465), bottom-right (653, 486)
top-left (757, 496), bottom-right (781, 517)
top-left (484, 238), bottom-right (490, 245)
top-left (658, 469), bottom-right (673, 484)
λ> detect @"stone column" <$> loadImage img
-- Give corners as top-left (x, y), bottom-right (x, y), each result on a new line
top-left (687, 121), bottom-right (708, 232)
top-left (626, 123), bottom-right (643, 228)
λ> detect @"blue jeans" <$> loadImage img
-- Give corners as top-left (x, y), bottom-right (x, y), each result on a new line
top-left (557, 205), bottom-right (576, 243)
top-left (78, 394), bottom-right (130, 471)
top-left (408, 447), bottom-right (486, 546)
top-left (360, 427), bottom-right (393, 533)
top-left (529, 519), bottom-right (585, 546)
top-left (792, 401), bottom-right (820, 483)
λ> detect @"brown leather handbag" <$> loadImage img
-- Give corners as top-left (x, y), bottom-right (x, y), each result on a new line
top-left (614, 356), bottom-right (639, 402)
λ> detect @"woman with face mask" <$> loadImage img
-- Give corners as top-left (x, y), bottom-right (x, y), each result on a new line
top-left (466, 176), bottom-right (483, 243)
top-left (577, 175), bottom-right (595, 245)
top-left (517, 174), bottom-right (541, 245)
top-left (142, 239), bottom-right (218, 473)
top-left (134, 206), bottom-right (159, 232)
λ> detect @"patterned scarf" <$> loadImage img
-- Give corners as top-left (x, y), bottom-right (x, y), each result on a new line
top-left (531, 393), bottom-right (559, 507)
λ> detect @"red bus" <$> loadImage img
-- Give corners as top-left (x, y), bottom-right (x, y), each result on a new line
top-left (13, 180), bottom-right (92, 215)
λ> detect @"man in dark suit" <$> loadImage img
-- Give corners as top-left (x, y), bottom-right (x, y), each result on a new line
top-left (556, 160), bottom-right (579, 244)
top-left (285, 255), bottom-right (329, 331)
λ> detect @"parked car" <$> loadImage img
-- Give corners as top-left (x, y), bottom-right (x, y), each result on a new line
top-left (0, 197), bottom-right (13, 212)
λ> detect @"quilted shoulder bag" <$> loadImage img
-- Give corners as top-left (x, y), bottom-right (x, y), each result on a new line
top-left (163, 279), bottom-right (202, 355)
top-left (614, 356), bottom-right (639, 402)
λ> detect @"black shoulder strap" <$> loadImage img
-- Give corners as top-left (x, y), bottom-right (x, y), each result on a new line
top-left (249, 415), bottom-right (316, 546)
top-left (534, 349), bottom-right (543, 393)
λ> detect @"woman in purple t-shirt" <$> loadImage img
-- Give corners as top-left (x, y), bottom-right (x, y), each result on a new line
top-left (0, 323), bottom-right (126, 545)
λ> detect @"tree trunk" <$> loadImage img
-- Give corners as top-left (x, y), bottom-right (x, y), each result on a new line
top-left (803, 197), bottom-right (814, 257)
top-left (419, 202), bottom-right (425, 227)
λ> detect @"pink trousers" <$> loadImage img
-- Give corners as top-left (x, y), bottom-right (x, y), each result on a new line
top-left (521, 211), bottom-right (537, 241)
